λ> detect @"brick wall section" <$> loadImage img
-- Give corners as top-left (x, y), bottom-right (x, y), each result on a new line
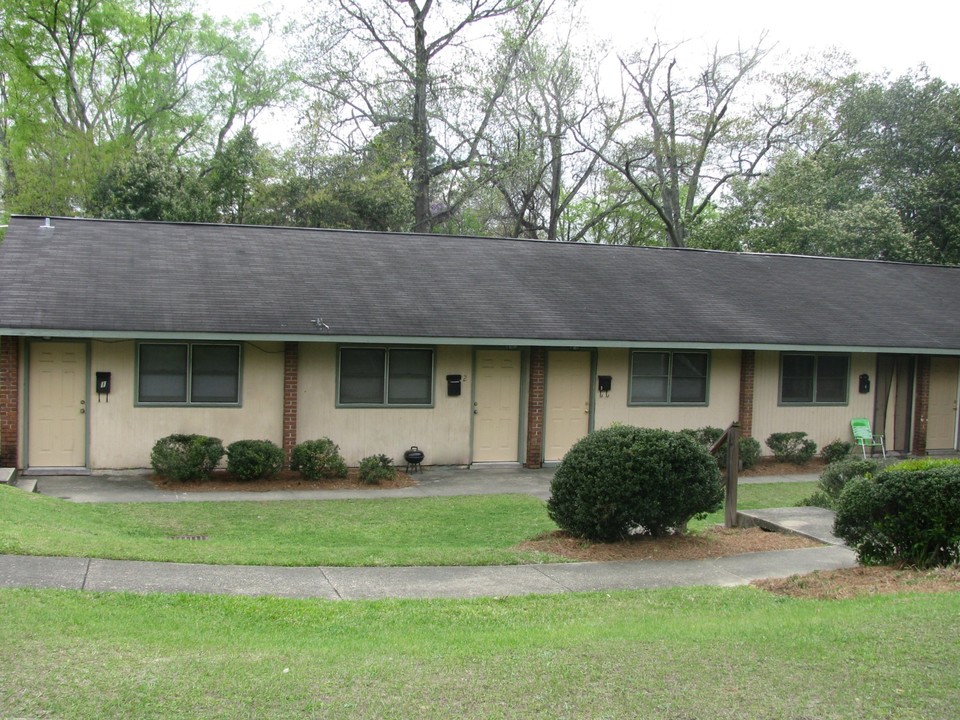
top-left (524, 347), bottom-right (545, 468)
top-left (0, 336), bottom-right (19, 468)
top-left (738, 349), bottom-right (755, 438)
top-left (912, 354), bottom-right (930, 455)
top-left (282, 341), bottom-right (299, 468)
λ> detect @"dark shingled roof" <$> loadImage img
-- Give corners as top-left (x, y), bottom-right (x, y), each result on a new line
top-left (1, 215), bottom-right (958, 351)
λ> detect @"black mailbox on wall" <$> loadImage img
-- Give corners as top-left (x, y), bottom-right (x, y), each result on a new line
top-left (96, 371), bottom-right (111, 401)
top-left (446, 374), bottom-right (462, 397)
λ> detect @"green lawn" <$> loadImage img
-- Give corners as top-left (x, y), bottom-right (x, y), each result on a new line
top-left (2, 585), bottom-right (957, 719)
top-left (0, 481), bottom-right (818, 566)
top-left (0, 487), bottom-right (558, 566)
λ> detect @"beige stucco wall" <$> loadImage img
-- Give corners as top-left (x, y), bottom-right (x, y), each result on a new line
top-left (87, 340), bottom-right (285, 469)
top-left (752, 351), bottom-right (876, 454)
top-left (593, 348), bottom-right (742, 432)
top-left (297, 343), bottom-right (473, 466)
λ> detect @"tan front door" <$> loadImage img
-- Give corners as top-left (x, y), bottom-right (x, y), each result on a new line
top-left (28, 342), bottom-right (87, 467)
top-left (544, 350), bottom-right (591, 462)
top-left (472, 350), bottom-right (521, 462)
top-left (927, 356), bottom-right (959, 450)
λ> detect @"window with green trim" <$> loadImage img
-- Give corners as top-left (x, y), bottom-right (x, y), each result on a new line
top-left (138, 343), bottom-right (241, 405)
top-left (339, 347), bottom-right (433, 406)
top-left (630, 351), bottom-right (709, 404)
top-left (780, 353), bottom-right (849, 404)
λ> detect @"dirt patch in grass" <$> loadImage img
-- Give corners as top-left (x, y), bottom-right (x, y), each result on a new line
top-left (518, 526), bottom-right (822, 562)
top-left (753, 565), bottom-right (960, 599)
top-left (152, 468), bottom-right (418, 492)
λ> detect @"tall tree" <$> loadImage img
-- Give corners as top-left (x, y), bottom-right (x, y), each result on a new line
top-left (0, 0), bottom-right (291, 215)
top-left (483, 13), bottom-right (623, 241)
top-left (693, 150), bottom-right (913, 259)
top-left (301, 0), bottom-right (552, 232)
top-left (594, 38), bottom-right (836, 247)
top-left (696, 69), bottom-right (960, 264)
top-left (840, 71), bottom-right (960, 264)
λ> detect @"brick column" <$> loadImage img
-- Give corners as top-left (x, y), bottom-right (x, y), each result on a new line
top-left (912, 355), bottom-right (930, 455)
top-left (1, 336), bottom-right (20, 468)
top-left (282, 342), bottom-right (299, 468)
top-left (524, 347), bottom-right (545, 468)
top-left (738, 349), bottom-right (755, 438)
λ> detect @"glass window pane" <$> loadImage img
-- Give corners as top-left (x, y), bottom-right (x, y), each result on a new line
top-left (815, 355), bottom-right (849, 403)
top-left (388, 349), bottom-right (433, 404)
top-left (191, 345), bottom-right (240, 403)
top-left (139, 344), bottom-right (187, 402)
top-left (631, 352), bottom-right (669, 403)
top-left (633, 377), bottom-right (668, 402)
top-left (340, 348), bottom-right (385, 404)
top-left (670, 353), bottom-right (707, 402)
top-left (781, 354), bottom-right (815, 403)
top-left (632, 352), bottom-right (669, 377)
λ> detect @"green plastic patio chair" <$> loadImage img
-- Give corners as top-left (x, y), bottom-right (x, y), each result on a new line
top-left (850, 417), bottom-right (886, 459)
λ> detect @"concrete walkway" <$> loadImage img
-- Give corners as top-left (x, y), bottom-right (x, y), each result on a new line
top-left (24, 466), bottom-right (818, 504)
top-left (1, 466), bottom-right (854, 600)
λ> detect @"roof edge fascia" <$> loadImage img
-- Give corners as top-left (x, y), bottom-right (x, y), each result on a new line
top-left (3, 328), bottom-right (959, 355)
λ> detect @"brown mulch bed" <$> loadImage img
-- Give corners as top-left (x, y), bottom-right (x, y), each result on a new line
top-left (151, 468), bottom-right (418, 492)
top-left (739, 457), bottom-right (826, 477)
top-left (753, 566), bottom-right (960, 600)
top-left (518, 526), bottom-right (822, 562)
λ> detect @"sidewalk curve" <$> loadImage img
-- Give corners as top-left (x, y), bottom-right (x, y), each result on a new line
top-left (0, 545), bottom-right (855, 600)
top-left (3, 467), bottom-right (855, 600)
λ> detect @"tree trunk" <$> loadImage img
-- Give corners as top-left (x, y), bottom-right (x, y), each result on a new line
top-left (411, 2), bottom-right (432, 232)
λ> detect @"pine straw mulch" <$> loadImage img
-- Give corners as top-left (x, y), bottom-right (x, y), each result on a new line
top-left (151, 468), bottom-right (418, 492)
top-left (739, 457), bottom-right (826, 477)
top-left (518, 526), bottom-right (821, 562)
top-left (753, 565), bottom-right (960, 600)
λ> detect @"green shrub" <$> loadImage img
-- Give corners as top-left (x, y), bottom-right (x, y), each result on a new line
top-left (820, 439), bottom-right (852, 464)
top-left (738, 436), bottom-right (762, 470)
top-left (681, 427), bottom-right (760, 470)
top-left (358, 454), bottom-right (396, 485)
top-left (290, 438), bottom-right (348, 480)
top-left (150, 434), bottom-right (224, 481)
top-left (547, 426), bottom-right (723, 542)
top-left (885, 458), bottom-right (960, 473)
top-left (226, 440), bottom-right (284, 481)
top-left (800, 457), bottom-right (881, 508)
top-left (834, 463), bottom-right (960, 568)
top-left (765, 431), bottom-right (817, 464)
top-left (681, 426), bottom-right (724, 448)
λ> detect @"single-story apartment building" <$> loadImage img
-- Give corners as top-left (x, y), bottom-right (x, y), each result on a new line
top-left (0, 215), bottom-right (958, 473)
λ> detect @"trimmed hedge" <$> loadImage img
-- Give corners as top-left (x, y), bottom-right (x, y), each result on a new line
top-left (226, 440), bottom-right (284, 481)
top-left (800, 457), bottom-right (881, 509)
top-left (358, 454), bottom-right (396, 485)
top-left (290, 438), bottom-right (348, 480)
top-left (834, 461), bottom-right (960, 567)
top-left (548, 425), bottom-right (723, 542)
top-left (680, 426), bottom-right (762, 470)
top-left (766, 431), bottom-right (817, 464)
top-left (150, 434), bottom-right (224, 481)
top-left (820, 439), bottom-right (852, 464)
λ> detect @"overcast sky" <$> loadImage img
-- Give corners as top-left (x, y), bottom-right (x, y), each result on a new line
top-left (592, 0), bottom-right (959, 83)
top-left (202, 0), bottom-right (959, 83)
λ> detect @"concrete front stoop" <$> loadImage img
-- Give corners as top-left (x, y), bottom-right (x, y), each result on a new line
top-left (737, 507), bottom-right (845, 546)
top-left (1, 468), bottom-right (37, 493)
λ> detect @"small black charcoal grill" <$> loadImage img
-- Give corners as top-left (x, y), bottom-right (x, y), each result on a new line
top-left (403, 446), bottom-right (424, 473)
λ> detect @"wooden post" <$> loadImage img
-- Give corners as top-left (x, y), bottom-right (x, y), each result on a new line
top-left (725, 422), bottom-right (740, 529)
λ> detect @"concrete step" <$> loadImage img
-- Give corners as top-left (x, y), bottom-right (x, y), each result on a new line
top-left (14, 477), bottom-right (37, 493)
